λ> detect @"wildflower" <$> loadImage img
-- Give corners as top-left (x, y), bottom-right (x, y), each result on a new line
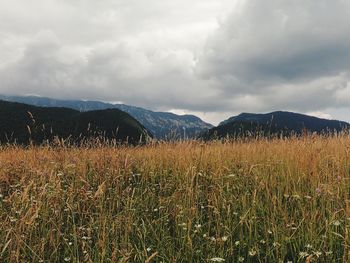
top-left (259, 239), bottom-right (266, 244)
top-left (203, 234), bottom-right (207, 238)
top-left (210, 237), bottom-right (216, 242)
top-left (235, 241), bottom-right (240, 246)
top-left (299, 252), bottom-right (308, 258)
top-left (268, 230), bottom-right (273, 235)
top-left (314, 251), bottom-right (322, 257)
top-left (221, 236), bottom-right (228, 242)
top-left (272, 242), bottom-right (280, 248)
top-left (146, 247), bottom-right (152, 252)
top-left (238, 257), bottom-right (245, 262)
top-left (248, 249), bottom-right (257, 256)
top-left (210, 258), bottom-right (225, 262)
top-left (332, 220), bottom-right (341, 226)
top-left (316, 187), bottom-right (322, 194)
top-left (194, 224), bottom-right (202, 229)
top-left (325, 251), bottom-right (333, 256)
top-left (64, 257), bottom-right (71, 262)
top-left (9, 217), bottom-right (17, 223)
top-left (305, 244), bottom-right (313, 249)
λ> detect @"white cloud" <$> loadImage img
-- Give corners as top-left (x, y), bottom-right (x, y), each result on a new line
top-left (306, 111), bottom-right (332, 120)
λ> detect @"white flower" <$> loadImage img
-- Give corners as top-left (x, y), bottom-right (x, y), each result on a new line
top-left (305, 244), bottom-right (313, 249)
top-left (248, 249), bottom-right (257, 256)
top-left (299, 252), bottom-right (309, 258)
top-left (332, 220), bottom-right (341, 226)
top-left (235, 241), bottom-right (240, 246)
top-left (238, 256), bottom-right (245, 262)
top-left (221, 236), bottom-right (228, 242)
top-left (146, 247), bottom-right (151, 252)
top-left (273, 242), bottom-right (280, 248)
top-left (210, 257), bottom-right (225, 262)
top-left (314, 251), bottom-right (322, 257)
top-left (64, 257), bottom-right (71, 262)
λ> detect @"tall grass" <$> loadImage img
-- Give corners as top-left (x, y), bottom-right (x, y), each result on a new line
top-left (0, 135), bottom-right (350, 262)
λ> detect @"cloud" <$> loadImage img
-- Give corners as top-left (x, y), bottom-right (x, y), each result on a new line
top-left (1, 0), bottom-right (350, 124)
top-left (197, 0), bottom-right (350, 114)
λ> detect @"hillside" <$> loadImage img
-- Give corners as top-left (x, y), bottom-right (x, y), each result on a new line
top-left (0, 100), bottom-right (150, 144)
top-left (202, 111), bottom-right (350, 139)
top-left (0, 95), bottom-right (213, 139)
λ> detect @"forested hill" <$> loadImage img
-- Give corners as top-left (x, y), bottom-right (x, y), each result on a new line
top-left (0, 100), bottom-right (151, 145)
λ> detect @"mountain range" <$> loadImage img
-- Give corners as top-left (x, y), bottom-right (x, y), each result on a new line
top-left (202, 111), bottom-right (350, 139)
top-left (0, 95), bottom-right (213, 139)
top-left (1, 95), bottom-right (349, 142)
top-left (0, 100), bottom-right (150, 145)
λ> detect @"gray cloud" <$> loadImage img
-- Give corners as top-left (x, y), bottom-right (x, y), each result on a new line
top-left (197, 0), bottom-right (350, 115)
top-left (1, 0), bottom-right (350, 124)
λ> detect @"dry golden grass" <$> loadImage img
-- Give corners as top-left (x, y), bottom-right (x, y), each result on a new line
top-left (0, 136), bottom-right (350, 262)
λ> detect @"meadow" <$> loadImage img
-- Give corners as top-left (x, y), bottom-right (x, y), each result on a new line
top-left (0, 136), bottom-right (350, 262)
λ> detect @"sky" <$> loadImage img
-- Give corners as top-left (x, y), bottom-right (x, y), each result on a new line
top-left (1, 0), bottom-right (350, 125)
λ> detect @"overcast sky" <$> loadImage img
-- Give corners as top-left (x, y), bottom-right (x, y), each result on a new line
top-left (1, 0), bottom-right (350, 124)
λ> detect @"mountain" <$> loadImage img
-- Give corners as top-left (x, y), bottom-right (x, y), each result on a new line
top-left (202, 111), bottom-right (350, 139)
top-left (0, 100), bottom-right (150, 145)
top-left (0, 95), bottom-right (213, 139)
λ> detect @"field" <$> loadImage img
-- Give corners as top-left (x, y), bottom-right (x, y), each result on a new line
top-left (0, 136), bottom-right (350, 262)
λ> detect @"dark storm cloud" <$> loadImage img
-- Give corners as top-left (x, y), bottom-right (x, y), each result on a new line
top-left (197, 0), bottom-right (350, 115)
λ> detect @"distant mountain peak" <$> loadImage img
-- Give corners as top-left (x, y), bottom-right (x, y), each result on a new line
top-left (0, 95), bottom-right (213, 139)
top-left (204, 111), bottom-right (349, 140)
